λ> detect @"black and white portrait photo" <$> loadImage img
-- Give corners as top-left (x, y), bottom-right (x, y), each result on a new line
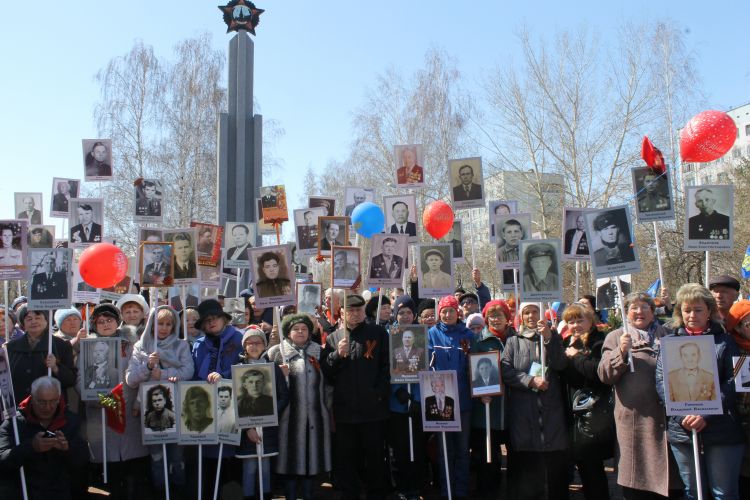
top-left (596, 275), bottom-right (631, 310)
top-left (0, 348), bottom-right (18, 420)
top-left (317, 216), bottom-right (349, 258)
top-left (224, 222), bottom-right (257, 268)
top-left (14, 192), bottom-right (43, 225)
top-left (296, 282), bottom-right (322, 315)
top-left (488, 200), bottom-right (518, 242)
top-left (519, 239), bottom-right (562, 302)
top-left (217, 381), bottom-right (241, 445)
top-left (231, 363), bottom-right (278, 428)
top-left (660, 336), bottom-right (723, 417)
top-left (368, 233), bottom-right (408, 287)
top-left (191, 222), bottom-right (223, 267)
top-left (684, 185), bottom-right (734, 252)
top-left (82, 139), bottom-right (113, 181)
top-left (0, 220), bottom-right (28, 279)
top-left (494, 213), bottom-right (531, 270)
top-left (260, 184), bottom-right (288, 223)
top-left (562, 208), bottom-right (593, 261)
top-left (134, 179), bottom-right (163, 222)
top-left (419, 370), bottom-right (461, 432)
top-left (164, 229), bottom-right (198, 284)
top-left (733, 357), bottom-right (750, 393)
top-left (79, 337), bottom-right (121, 401)
top-left (343, 187), bottom-right (375, 217)
top-left (584, 206), bottom-right (641, 279)
top-left (469, 352), bottom-right (503, 397)
top-left (27, 225), bottom-right (55, 249)
top-left (179, 382), bottom-right (218, 444)
top-left (294, 207), bottom-right (327, 255)
top-left (332, 247), bottom-right (361, 288)
top-left (440, 221), bottom-right (464, 263)
top-left (394, 144), bottom-right (425, 188)
top-left (417, 244), bottom-right (454, 298)
top-left (50, 178), bottom-right (80, 218)
top-left (632, 167), bottom-right (674, 223)
top-left (384, 194), bottom-right (418, 241)
top-left (389, 325), bottom-right (428, 383)
top-left (69, 198), bottom-right (104, 248)
top-left (28, 248), bottom-right (72, 309)
top-left (140, 242), bottom-right (174, 287)
top-left (249, 245), bottom-right (295, 308)
top-left (308, 196), bottom-right (336, 217)
top-left (141, 382), bottom-right (179, 445)
top-left (449, 157), bottom-right (484, 209)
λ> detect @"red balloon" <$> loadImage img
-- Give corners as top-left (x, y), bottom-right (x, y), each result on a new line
top-left (679, 110), bottom-right (737, 163)
top-left (422, 201), bottom-right (455, 240)
top-left (78, 243), bottom-right (128, 288)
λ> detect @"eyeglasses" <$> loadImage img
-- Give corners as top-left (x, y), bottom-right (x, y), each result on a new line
top-left (96, 317), bottom-right (116, 325)
top-left (420, 313), bottom-right (436, 320)
top-left (245, 340), bottom-right (265, 346)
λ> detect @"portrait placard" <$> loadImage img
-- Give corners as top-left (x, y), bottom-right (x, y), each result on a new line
top-left (28, 225), bottom-right (55, 249)
top-left (595, 275), bottom-right (631, 310)
top-left (82, 139), bottom-right (113, 181)
top-left (449, 157), bottom-right (484, 209)
top-left (417, 244), bottom-right (454, 298)
top-left (217, 379), bottom-right (241, 445)
top-left (660, 336), bottom-right (723, 416)
top-left (260, 185), bottom-right (289, 223)
top-left (734, 356), bottom-right (750, 393)
top-left (419, 370), bottom-right (462, 432)
top-left (562, 208), bottom-right (594, 261)
top-left (390, 325), bottom-right (428, 383)
top-left (14, 192), bottom-right (43, 225)
top-left (384, 194), bottom-right (418, 242)
top-left (632, 167), bottom-right (674, 223)
top-left (27, 248), bottom-right (72, 309)
top-left (440, 221), bottom-right (464, 263)
top-left (139, 242), bottom-right (174, 288)
top-left (317, 216), bottom-right (349, 258)
top-left (469, 352), bottom-right (503, 397)
top-left (584, 206), bottom-right (641, 278)
top-left (231, 363), bottom-right (279, 428)
top-left (50, 177), bottom-right (80, 218)
top-left (133, 179), bottom-right (164, 223)
top-left (224, 222), bottom-right (257, 269)
top-left (367, 233), bottom-right (408, 287)
top-left (164, 229), bottom-right (199, 284)
top-left (394, 144), bottom-right (425, 188)
top-left (501, 269), bottom-right (518, 292)
top-left (199, 265), bottom-right (221, 289)
top-left (178, 381), bottom-right (218, 444)
top-left (0, 220), bottom-right (28, 280)
top-left (331, 246), bottom-right (361, 289)
top-left (344, 187), bottom-right (375, 217)
top-left (256, 198), bottom-right (276, 235)
top-left (683, 185), bottom-right (733, 252)
top-left (296, 282), bottom-right (322, 315)
top-left (308, 196), bottom-right (336, 217)
top-left (249, 245), bottom-right (294, 308)
top-left (140, 381), bottom-right (179, 445)
top-left (79, 337), bottom-right (121, 402)
top-left (0, 347), bottom-right (18, 420)
top-left (489, 200), bottom-right (518, 242)
top-left (518, 239), bottom-right (562, 302)
top-left (495, 213), bottom-right (531, 270)
top-left (167, 284), bottom-right (200, 311)
top-left (68, 198), bottom-right (104, 248)
top-left (290, 242), bottom-right (311, 280)
top-left (294, 207), bottom-right (327, 256)
top-left (191, 222), bottom-right (223, 267)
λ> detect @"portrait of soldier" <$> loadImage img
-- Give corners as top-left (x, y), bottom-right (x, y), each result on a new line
top-left (30, 253), bottom-right (67, 300)
top-left (144, 384), bottom-right (176, 432)
top-left (369, 237), bottom-right (404, 280)
top-left (17, 195), bottom-right (42, 224)
top-left (388, 201), bottom-right (417, 237)
top-left (237, 369), bottom-right (274, 418)
top-left (396, 145), bottom-right (424, 185)
top-left (668, 342), bottom-right (716, 402)
top-left (421, 248), bottom-right (451, 290)
top-left (181, 385), bottom-right (214, 433)
top-left (564, 214), bottom-right (589, 256)
top-left (592, 211), bottom-right (635, 266)
top-left (496, 219), bottom-right (524, 264)
top-left (392, 329), bottom-right (425, 374)
top-left (452, 163), bottom-right (483, 202)
top-left (172, 233), bottom-right (197, 279)
top-left (296, 211), bottom-right (319, 250)
top-left (637, 171), bottom-right (670, 213)
top-left (424, 373), bottom-right (455, 421)
top-left (688, 188), bottom-right (730, 241)
top-left (135, 180), bottom-right (162, 217)
top-left (522, 243), bottom-right (559, 292)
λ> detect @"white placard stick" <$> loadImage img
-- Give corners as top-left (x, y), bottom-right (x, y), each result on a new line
top-left (258, 427), bottom-right (265, 500)
top-left (151, 288), bottom-right (158, 357)
top-left (376, 288), bottom-right (383, 325)
top-left (343, 292), bottom-right (349, 343)
top-left (16, 280), bottom-right (21, 297)
top-left (653, 222), bottom-right (665, 288)
top-left (3, 280), bottom-right (8, 343)
top-left (615, 277), bottom-right (634, 373)
top-left (163, 443), bottom-right (171, 500)
top-left (198, 444), bottom-right (203, 500)
top-left (181, 286), bottom-right (188, 340)
top-left (469, 210), bottom-right (477, 270)
top-left (513, 270), bottom-right (519, 319)
top-left (485, 401), bottom-right (491, 463)
top-left (574, 262), bottom-right (580, 302)
top-left (441, 432), bottom-right (452, 500)
top-left (236, 269), bottom-right (243, 300)
top-left (538, 302), bottom-right (546, 379)
top-left (47, 311), bottom-right (53, 377)
top-left (101, 408), bottom-right (108, 483)
top-left (212, 443), bottom-right (223, 500)
top-left (692, 428), bottom-right (704, 500)
top-left (0, 385), bottom-right (28, 500)
top-left (407, 383), bottom-right (414, 462)
top-left (705, 251), bottom-right (710, 287)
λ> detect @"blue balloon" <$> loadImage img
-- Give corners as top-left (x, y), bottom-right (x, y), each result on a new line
top-left (351, 202), bottom-right (385, 238)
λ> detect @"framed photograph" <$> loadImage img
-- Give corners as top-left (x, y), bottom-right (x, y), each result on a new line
top-left (191, 222), bottom-right (223, 266)
top-left (0, 347), bottom-right (18, 420)
top-left (684, 185), bottom-right (733, 252)
top-left (290, 242), bottom-right (311, 279)
top-left (733, 356), bottom-right (750, 393)
top-left (489, 200), bottom-right (518, 242)
top-left (0, 220), bottom-right (28, 280)
top-left (419, 370), bottom-right (462, 432)
top-left (394, 144), bottom-right (425, 188)
top-left (139, 242), bottom-right (174, 288)
top-left (469, 352), bottom-right (503, 397)
top-left (260, 185), bottom-right (289, 223)
top-left (595, 275), bottom-right (631, 310)
top-left (562, 208), bottom-right (594, 261)
top-left (440, 221), bottom-right (464, 263)
top-left (417, 244), bottom-right (454, 298)
top-left (368, 233), bottom-right (408, 287)
top-left (14, 192), bottom-right (43, 225)
top-left (308, 196), bottom-right (336, 217)
top-left (494, 213), bottom-right (531, 270)
top-left (384, 194), bottom-right (418, 242)
top-left (79, 337), bottom-right (121, 402)
top-left (199, 265), bottom-right (221, 289)
top-left (660, 336), bottom-right (723, 416)
top-left (390, 325), bottom-right (428, 383)
top-left (449, 157), bottom-right (484, 209)
top-left (632, 167), bottom-right (674, 223)
top-left (134, 179), bottom-right (164, 223)
top-left (163, 229), bottom-right (198, 284)
top-left (224, 222), bottom-right (256, 269)
top-left (344, 187), bottom-right (375, 217)
top-left (82, 138), bottom-right (113, 181)
top-left (167, 284), bottom-right (200, 311)
top-left (139, 228), bottom-right (164, 244)
top-left (178, 381), bottom-right (218, 444)
top-left (28, 225), bottom-right (55, 249)
top-left (68, 198), bottom-right (104, 248)
top-left (519, 239), bottom-right (562, 302)
top-left (332, 246), bottom-right (361, 289)
top-left (501, 268), bottom-right (518, 292)
top-left (231, 363), bottom-right (279, 428)
top-left (50, 177), bottom-right (80, 218)
top-left (140, 381), bottom-right (179, 445)
top-left (249, 245), bottom-right (295, 308)
top-left (584, 206), bottom-right (641, 278)
top-left (296, 282), bottom-right (322, 315)
top-left (217, 379), bottom-right (241, 445)
top-left (27, 248), bottom-right (72, 309)
top-left (256, 198), bottom-right (276, 235)
top-left (72, 251), bottom-right (100, 304)
top-left (294, 207), bottom-right (327, 256)
top-left (317, 216), bottom-right (349, 258)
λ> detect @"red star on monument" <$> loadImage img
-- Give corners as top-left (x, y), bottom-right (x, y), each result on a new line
top-left (219, 0), bottom-right (264, 35)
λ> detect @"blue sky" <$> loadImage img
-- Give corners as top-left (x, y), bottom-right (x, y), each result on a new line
top-left (1, 1), bottom-right (748, 236)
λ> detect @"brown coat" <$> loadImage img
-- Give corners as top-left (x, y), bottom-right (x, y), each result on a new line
top-left (598, 324), bottom-right (681, 496)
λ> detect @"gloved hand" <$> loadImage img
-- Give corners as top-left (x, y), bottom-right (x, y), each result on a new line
top-left (395, 387), bottom-right (410, 405)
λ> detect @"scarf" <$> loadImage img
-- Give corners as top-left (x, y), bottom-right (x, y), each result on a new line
top-left (19, 393), bottom-right (68, 431)
top-left (139, 306), bottom-right (184, 368)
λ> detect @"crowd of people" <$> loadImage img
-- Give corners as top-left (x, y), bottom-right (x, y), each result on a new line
top-left (0, 270), bottom-right (749, 500)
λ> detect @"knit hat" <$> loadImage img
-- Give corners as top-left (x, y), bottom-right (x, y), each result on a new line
top-left (242, 325), bottom-right (268, 349)
top-left (465, 313), bottom-right (485, 330)
top-left (482, 299), bottom-right (511, 321)
top-left (281, 313), bottom-right (314, 339)
top-left (392, 295), bottom-right (417, 315)
top-left (194, 299), bottom-right (232, 330)
top-left (17, 306), bottom-right (48, 327)
top-left (365, 295), bottom-right (391, 318)
top-left (458, 292), bottom-right (478, 306)
top-left (116, 293), bottom-right (149, 315)
top-left (11, 296), bottom-right (27, 311)
top-left (727, 300), bottom-right (750, 333)
top-left (416, 299), bottom-right (436, 319)
top-left (54, 308), bottom-right (82, 328)
top-left (519, 302), bottom-right (540, 315)
top-left (90, 304), bottom-right (121, 331)
top-left (437, 295), bottom-right (459, 318)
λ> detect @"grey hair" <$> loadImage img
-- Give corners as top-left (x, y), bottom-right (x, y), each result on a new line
top-left (31, 376), bottom-right (61, 398)
top-left (624, 292), bottom-right (656, 312)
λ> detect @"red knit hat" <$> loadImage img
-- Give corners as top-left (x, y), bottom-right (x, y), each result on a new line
top-left (727, 300), bottom-right (750, 333)
top-left (482, 299), bottom-right (511, 321)
top-left (437, 295), bottom-right (459, 318)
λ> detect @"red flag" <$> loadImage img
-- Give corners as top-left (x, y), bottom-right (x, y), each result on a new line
top-left (104, 383), bottom-right (127, 434)
top-left (641, 136), bottom-right (666, 175)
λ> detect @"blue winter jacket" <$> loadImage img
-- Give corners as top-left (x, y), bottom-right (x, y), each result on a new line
top-left (428, 321), bottom-right (475, 410)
